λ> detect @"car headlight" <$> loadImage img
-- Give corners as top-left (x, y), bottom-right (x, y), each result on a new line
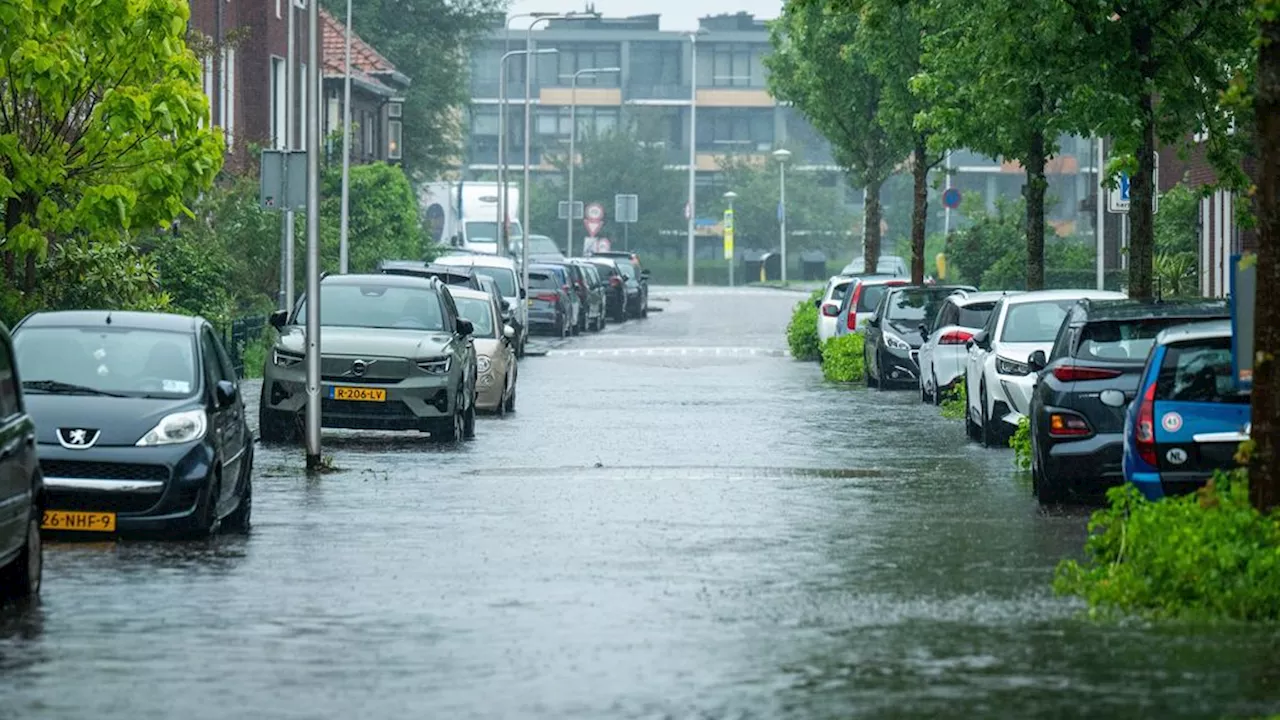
top-left (136, 409), bottom-right (207, 447)
top-left (417, 356), bottom-right (452, 375)
top-left (883, 332), bottom-right (911, 351)
top-left (996, 355), bottom-right (1031, 376)
top-left (476, 356), bottom-right (492, 373)
top-left (273, 348), bottom-right (303, 368)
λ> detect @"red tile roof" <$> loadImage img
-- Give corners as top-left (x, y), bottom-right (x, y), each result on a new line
top-left (319, 7), bottom-right (398, 76)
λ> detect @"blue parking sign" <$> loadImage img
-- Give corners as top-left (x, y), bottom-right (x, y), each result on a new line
top-left (1119, 172), bottom-right (1131, 202)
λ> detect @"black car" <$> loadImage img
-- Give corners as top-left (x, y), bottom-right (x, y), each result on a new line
top-left (1027, 298), bottom-right (1230, 504)
top-left (13, 311), bottom-right (253, 537)
top-left (864, 285), bottom-right (975, 389)
top-left (378, 260), bottom-right (483, 290)
top-left (570, 259), bottom-right (608, 332)
top-left (0, 321), bottom-right (41, 600)
top-left (612, 257), bottom-right (648, 318)
top-left (587, 258), bottom-right (629, 322)
top-left (542, 261), bottom-right (598, 334)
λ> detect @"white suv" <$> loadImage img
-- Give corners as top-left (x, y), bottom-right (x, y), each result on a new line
top-left (964, 289), bottom-right (1125, 445)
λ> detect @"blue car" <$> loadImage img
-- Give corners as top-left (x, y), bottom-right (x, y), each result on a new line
top-left (1122, 320), bottom-right (1251, 500)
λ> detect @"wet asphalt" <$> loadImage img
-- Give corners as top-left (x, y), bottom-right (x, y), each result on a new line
top-left (2, 286), bottom-right (1279, 719)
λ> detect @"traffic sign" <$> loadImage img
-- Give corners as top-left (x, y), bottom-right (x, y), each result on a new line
top-left (723, 208), bottom-right (735, 260)
top-left (596, 237), bottom-right (612, 252)
top-left (942, 187), bottom-right (962, 210)
top-left (558, 201), bottom-right (584, 220)
top-left (259, 149), bottom-right (308, 210)
top-left (615, 194), bottom-right (638, 224)
top-left (584, 202), bottom-right (605, 237)
top-left (1107, 153), bottom-right (1160, 214)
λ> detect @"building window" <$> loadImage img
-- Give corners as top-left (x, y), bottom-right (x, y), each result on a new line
top-left (629, 41), bottom-right (682, 95)
top-left (388, 119), bottom-right (402, 160)
top-left (696, 108), bottom-right (774, 152)
top-left (470, 46), bottom-right (526, 98)
top-left (271, 57), bottom-right (286, 149)
top-left (698, 43), bottom-right (766, 87)
top-left (540, 43), bottom-right (621, 87)
top-left (536, 107), bottom-right (619, 143)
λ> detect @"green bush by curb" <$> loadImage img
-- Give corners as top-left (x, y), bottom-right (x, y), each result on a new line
top-left (821, 334), bottom-right (865, 382)
top-left (786, 290), bottom-right (823, 361)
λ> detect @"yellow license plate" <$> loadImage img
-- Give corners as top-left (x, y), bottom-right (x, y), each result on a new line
top-left (331, 386), bottom-right (387, 402)
top-left (42, 510), bottom-right (116, 532)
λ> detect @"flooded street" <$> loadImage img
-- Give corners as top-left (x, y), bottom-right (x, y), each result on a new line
top-left (3, 287), bottom-right (1279, 718)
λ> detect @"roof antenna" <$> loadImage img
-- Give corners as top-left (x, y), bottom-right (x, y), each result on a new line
top-left (105, 311), bottom-right (112, 325)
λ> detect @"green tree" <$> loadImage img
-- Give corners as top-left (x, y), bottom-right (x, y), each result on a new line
top-left (0, 0), bottom-right (224, 288)
top-left (916, 0), bottom-right (1085, 290)
top-left (309, 162), bottom-right (427, 276)
top-left (715, 154), bottom-right (853, 258)
top-left (768, 0), bottom-right (905, 274)
top-left (1064, 0), bottom-right (1253, 300)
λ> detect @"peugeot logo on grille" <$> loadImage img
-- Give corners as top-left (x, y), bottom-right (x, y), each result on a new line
top-left (346, 359), bottom-right (377, 377)
top-left (58, 428), bottom-right (101, 450)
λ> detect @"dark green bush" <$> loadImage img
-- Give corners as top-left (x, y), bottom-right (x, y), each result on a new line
top-left (821, 333), bottom-right (865, 382)
top-left (1009, 415), bottom-right (1031, 470)
top-left (786, 291), bottom-right (823, 361)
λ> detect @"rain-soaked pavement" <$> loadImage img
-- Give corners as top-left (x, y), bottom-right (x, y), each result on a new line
top-left (3, 286), bottom-right (1279, 719)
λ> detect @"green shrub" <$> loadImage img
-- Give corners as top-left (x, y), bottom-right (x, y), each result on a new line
top-left (1054, 469), bottom-right (1280, 621)
top-left (1009, 415), bottom-right (1031, 470)
top-left (786, 291), bottom-right (823, 361)
top-left (940, 381), bottom-right (967, 419)
top-left (821, 333), bottom-right (865, 382)
top-left (238, 326), bottom-right (275, 380)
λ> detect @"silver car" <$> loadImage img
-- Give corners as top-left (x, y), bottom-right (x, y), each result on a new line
top-left (433, 253), bottom-right (528, 358)
top-left (917, 291), bottom-right (1015, 404)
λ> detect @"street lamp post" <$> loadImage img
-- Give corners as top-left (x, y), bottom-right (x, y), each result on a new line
top-left (567, 66), bottom-right (620, 257)
top-left (338, 0), bottom-right (353, 274)
top-left (723, 190), bottom-right (737, 288)
top-left (497, 49), bottom-right (555, 258)
top-left (684, 30), bottom-right (706, 286)
top-left (773, 148), bottom-right (792, 284)
top-left (304, 0), bottom-right (322, 469)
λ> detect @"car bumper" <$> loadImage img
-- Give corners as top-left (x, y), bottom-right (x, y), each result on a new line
top-left (1128, 470), bottom-right (1212, 501)
top-left (263, 369), bottom-right (454, 431)
top-left (928, 348), bottom-right (967, 393)
top-left (527, 307), bottom-right (562, 328)
top-left (996, 374), bottom-right (1037, 424)
top-left (475, 371), bottom-right (505, 410)
top-left (1044, 433), bottom-right (1125, 494)
top-left (879, 348), bottom-right (920, 386)
top-left (39, 441), bottom-right (216, 535)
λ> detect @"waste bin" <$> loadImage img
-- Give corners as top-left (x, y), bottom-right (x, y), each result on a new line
top-left (742, 251), bottom-right (769, 283)
top-left (800, 250), bottom-right (827, 281)
top-left (762, 252), bottom-right (782, 281)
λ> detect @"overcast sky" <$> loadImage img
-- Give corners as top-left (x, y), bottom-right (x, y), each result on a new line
top-left (505, 0), bottom-right (782, 31)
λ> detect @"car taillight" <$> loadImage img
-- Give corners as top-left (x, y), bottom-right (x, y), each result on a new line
top-left (1052, 365), bottom-right (1124, 382)
top-left (939, 330), bottom-right (973, 345)
top-left (610, 276), bottom-right (622, 287)
top-left (535, 293), bottom-right (559, 302)
top-left (1049, 412), bottom-right (1092, 437)
top-left (562, 284), bottom-right (571, 292)
top-left (1134, 381), bottom-right (1158, 467)
top-left (846, 286), bottom-right (862, 330)
top-left (821, 304), bottom-right (840, 317)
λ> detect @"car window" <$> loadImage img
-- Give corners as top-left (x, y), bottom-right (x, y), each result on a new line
top-left (957, 302), bottom-right (995, 329)
top-left (200, 329), bottom-right (228, 395)
top-left (299, 284), bottom-right (446, 331)
top-left (1156, 337), bottom-right (1248, 404)
top-left (857, 284), bottom-right (892, 312)
top-left (529, 236), bottom-right (562, 255)
top-left (454, 296), bottom-right (498, 338)
top-left (1049, 325), bottom-right (1075, 362)
top-left (1076, 319), bottom-right (1187, 363)
top-left (529, 272), bottom-right (559, 290)
top-left (886, 289), bottom-right (954, 325)
top-left (832, 280), bottom-right (854, 302)
top-left (931, 300), bottom-right (958, 333)
top-left (15, 327), bottom-right (198, 398)
top-left (478, 268), bottom-right (517, 297)
top-left (208, 328), bottom-right (238, 381)
top-left (616, 259), bottom-right (637, 279)
top-left (0, 338), bottom-right (19, 418)
top-left (1000, 300), bottom-right (1079, 343)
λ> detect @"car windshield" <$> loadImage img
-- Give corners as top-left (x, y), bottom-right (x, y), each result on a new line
top-left (299, 284), bottom-right (445, 331)
top-left (832, 281), bottom-right (854, 301)
top-left (857, 284), bottom-right (898, 312)
top-left (1076, 318), bottom-right (1196, 362)
top-left (957, 302), bottom-right (995, 328)
top-left (454, 296), bottom-right (497, 338)
top-left (529, 272), bottom-right (558, 290)
top-left (1000, 300), bottom-right (1079, 343)
top-left (1156, 336), bottom-right (1249, 404)
top-left (478, 268), bottom-right (518, 297)
top-left (885, 289), bottom-right (951, 324)
top-left (615, 259), bottom-right (637, 279)
top-left (14, 326), bottom-right (198, 398)
top-left (464, 221), bottom-right (522, 244)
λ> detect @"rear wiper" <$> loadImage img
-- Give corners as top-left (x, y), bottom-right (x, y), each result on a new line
top-left (22, 380), bottom-right (127, 397)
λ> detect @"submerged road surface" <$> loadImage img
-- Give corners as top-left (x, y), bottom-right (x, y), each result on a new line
top-left (2, 287), bottom-right (1279, 718)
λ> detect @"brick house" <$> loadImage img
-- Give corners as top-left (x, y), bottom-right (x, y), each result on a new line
top-left (318, 8), bottom-right (410, 164)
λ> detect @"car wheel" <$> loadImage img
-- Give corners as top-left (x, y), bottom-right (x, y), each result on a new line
top-left (964, 379), bottom-right (980, 441)
top-left (980, 384), bottom-right (996, 448)
top-left (932, 371), bottom-right (943, 406)
top-left (504, 383), bottom-right (516, 413)
top-left (195, 474), bottom-right (221, 538)
top-left (435, 403), bottom-right (463, 443)
top-left (864, 354), bottom-right (877, 388)
top-left (0, 510), bottom-right (42, 600)
top-left (495, 382), bottom-right (507, 417)
top-left (224, 450), bottom-right (253, 534)
top-left (919, 374), bottom-right (929, 403)
top-left (463, 392), bottom-right (477, 440)
top-left (516, 335), bottom-right (526, 359)
top-left (258, 398), bottom-right (298, 444)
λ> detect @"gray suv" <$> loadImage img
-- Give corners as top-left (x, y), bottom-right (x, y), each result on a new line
top-left (260, 274), bottom-right (478, 443)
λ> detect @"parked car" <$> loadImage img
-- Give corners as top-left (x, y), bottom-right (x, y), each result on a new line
top-left (964, 289), bottom-right (1127, 446)
top-left (512, 234), bottom-right (566, 263)
top-left (1026, 299), bottom-right (1231, 504)
top-left (476, 274), bottom-right (515, 334)
top-left (841, 255), bottom-right (908, 277)
top-left (260, 274), bottom-right (478, 443)
top-left (0, 320), bottom-right (41, 598)
top-left (432, 253), bottom-right (528, 358)
top-left (587, 258), bottom-right (629, 322)
top-left (542, 261), bottom-right (597, 333)
top-left (1122, 320), bottom-right (1250, 500)
top-left (592, 250), bottom-right (648, 299)
top-left (833, 276), bottom-right (911, 337)
top-left (450, 288), bottom-right (518, 415)
top-left (531, 263), bottom-right (581, 335)
top-left (378, 260), bottom-right (483, 291)
top-left (815, 275), bottom-right (856, 344)
top-left (613, 257), bottom-right (648, 318)
top-left (526, 269), bottom-right (572, 336)
top-left (917, 290), bottom-right (1013, 404)
top-left (570, 259), bottom-right (608, 331)
top-left (13, 311), bottom-right (253, 538)
top-left (863, 284), bottom-right (976, 389)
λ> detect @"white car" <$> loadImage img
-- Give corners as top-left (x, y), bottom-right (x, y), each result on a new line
top-left (433, 253), bottom-right (529, 358)
top-left (964, 289), bottom-right (1126, 445)
top-left (815, 275), bottom-right (856, 344)
top-left (918, 290), bottom-right (1016, 404)
top-left (841, 255), bottom-right (908, 277)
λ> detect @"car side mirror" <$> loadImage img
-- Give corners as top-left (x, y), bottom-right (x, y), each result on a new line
top-left (269, 309), bottom-right (288, 330)
top-left (1028, 350), bottom-right (1048, 372)
top-left (972, 329), bottom-right (989, 349)
top-left (918, 323), bottom-right (929, 341)
top-left (503, 324), bottom-right (515, 340)
top-left (457, 318), bottom-right (474, 336)
top-left (519, 287), bottom-right (527, 299)
top-left (215, 379), bottom-right (237, 408)
top-left (868, 315), bottom-right (880, 328)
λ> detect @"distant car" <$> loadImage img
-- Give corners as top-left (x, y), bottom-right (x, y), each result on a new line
top-left (1122, 320), bottom-right (1250, 500)
top-left (432, 253), bottom-right (528, 358)
top-left (260, 274), bottom-right (478, 443)
top-left (0, 320), bottom-right (41, 599)
top-left (525, 269), bottom-right (572, 336)
top-left (963, 289), bottom-right (1127, 446)
top-left (863, 284), bottom-right (975, 389)
top-left (833, 276), bottom-right (911, 337)
top-left (531, 263), bottom-right (581, 335)
top-left (917, 290), bottom-right (1012, 404)
top-left (378, 260), bottom-right (484, 291)
top-left (450, 287), bottom-right (518, 415)
top-left (587, 258), bottom-right (629, 322)
top-left (14, 311), bottom-right (253, 538)
top-left (613, 257), bottom-right (648, 318)
top-left (815, 275), bottom-right (855, 344)
top-left (541, 261), bottom-right (599, 333)
top-left (1027, 299), bottom-right (1231, 504)
top-left (569, 259), bottom-right (607, 332)
top-left (841, 255), bottom-right (908, 277)
top-left (514, 234), bottom-right (566, 263)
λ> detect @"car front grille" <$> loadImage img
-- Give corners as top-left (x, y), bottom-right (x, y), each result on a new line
top-left (46, 490), bottom-right (162, 514)
top-left (322, 399), bottom-right (417, 418)
top-left (42, 460), bottom-right (169, 482)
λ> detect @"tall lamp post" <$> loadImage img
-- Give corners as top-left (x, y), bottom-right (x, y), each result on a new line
top-left (773, 148), bottom-right (792, 284)
top-left (684, 29), bottom-right (707, 286)
top-left (567, 66), bottom-right (620, 257)
top-left (304, 0), bottom-right (322, 469)
top-left (338, 0), bottom-right (354, 273)
top-left (723, 190), bottom-right (737, 287)
top-left (498, 48), bottom-right (556, 257)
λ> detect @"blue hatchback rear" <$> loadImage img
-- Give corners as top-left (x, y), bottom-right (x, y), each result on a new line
top-left (1122, 320), bottom-right (1250, 500)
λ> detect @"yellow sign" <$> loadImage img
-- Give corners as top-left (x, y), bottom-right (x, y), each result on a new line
top-left (723, 208), bottom-right (735, 260)
top-left (42, 511), bottom-right (116, 532)
top-left (936, 252), bottom-right (947, 280)
top-left (331, 386), bottom-right (387, 402)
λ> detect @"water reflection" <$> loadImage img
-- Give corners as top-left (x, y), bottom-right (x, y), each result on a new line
top-left (0, 601), bottom-right (46, 675)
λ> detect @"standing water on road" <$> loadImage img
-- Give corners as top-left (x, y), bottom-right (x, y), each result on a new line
top-left (2, 288), bottom-right (1278, 719)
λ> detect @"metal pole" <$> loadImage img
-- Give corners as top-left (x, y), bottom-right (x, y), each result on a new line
top-left (283, 0), bottom-right (296, 310)
top-left (943, 150), bottom-right (953, 235)
top-left (728, 195), bottom-right (735, 288)
top-left (338, 0), bottom-right (353, 274)
top-left (568, 71), bottom-right (578, 258)
top-left (1096, 136), bottom-right (1106, 290)
top-left (686, 33), bottom-right (698, 287)
top-left (522, 20), bottom-right (549, 283)
top-left (497, 56), bottom-right (507, 256)
top-left (304, 0), bottom-right (322, 469)
top-left (779, 161), bottom-right (787, 284)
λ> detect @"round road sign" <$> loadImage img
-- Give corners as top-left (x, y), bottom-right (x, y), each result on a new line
top-left (586, 203), bottom-right (605, 221)
top-left (942, 187), bottom-right (962, 210)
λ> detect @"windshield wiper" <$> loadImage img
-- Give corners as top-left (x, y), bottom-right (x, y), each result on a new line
top-left (22, 380), bottom-right (127, 397)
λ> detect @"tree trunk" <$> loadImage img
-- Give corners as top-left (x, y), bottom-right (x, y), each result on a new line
top-left (910, 140), bottom-right (928, 284)
top-left (863, 177), bottom-right (883, 273)
top-left (1129, 25), bottom-right (1157, 301)
top-left (1250, 14), bottom-right (1280, 512)
top-left (1025, 131), bottom-right (1048, 291)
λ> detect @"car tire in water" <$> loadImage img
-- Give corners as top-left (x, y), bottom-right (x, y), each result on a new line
top-left (504, 384), bottom-right (516, 413)
top-left (194, 475), bottom-right (221, 538)
top-left (0, 510), bottom-right (42, 600)
top-left (964, 379), bottom-right (980, 442)
top-left (224, 450), bottom-right (253, 534)
top-left (463, 393), bottom-right (477, 440)
top-left (932, 372), bottom-right (943, 406)
top-left (495, 383), bottom-right (507, 417)
top-left (435, 404), bottom-right (464, 443)
top-left (980, 385), bottom-right (996, 448)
